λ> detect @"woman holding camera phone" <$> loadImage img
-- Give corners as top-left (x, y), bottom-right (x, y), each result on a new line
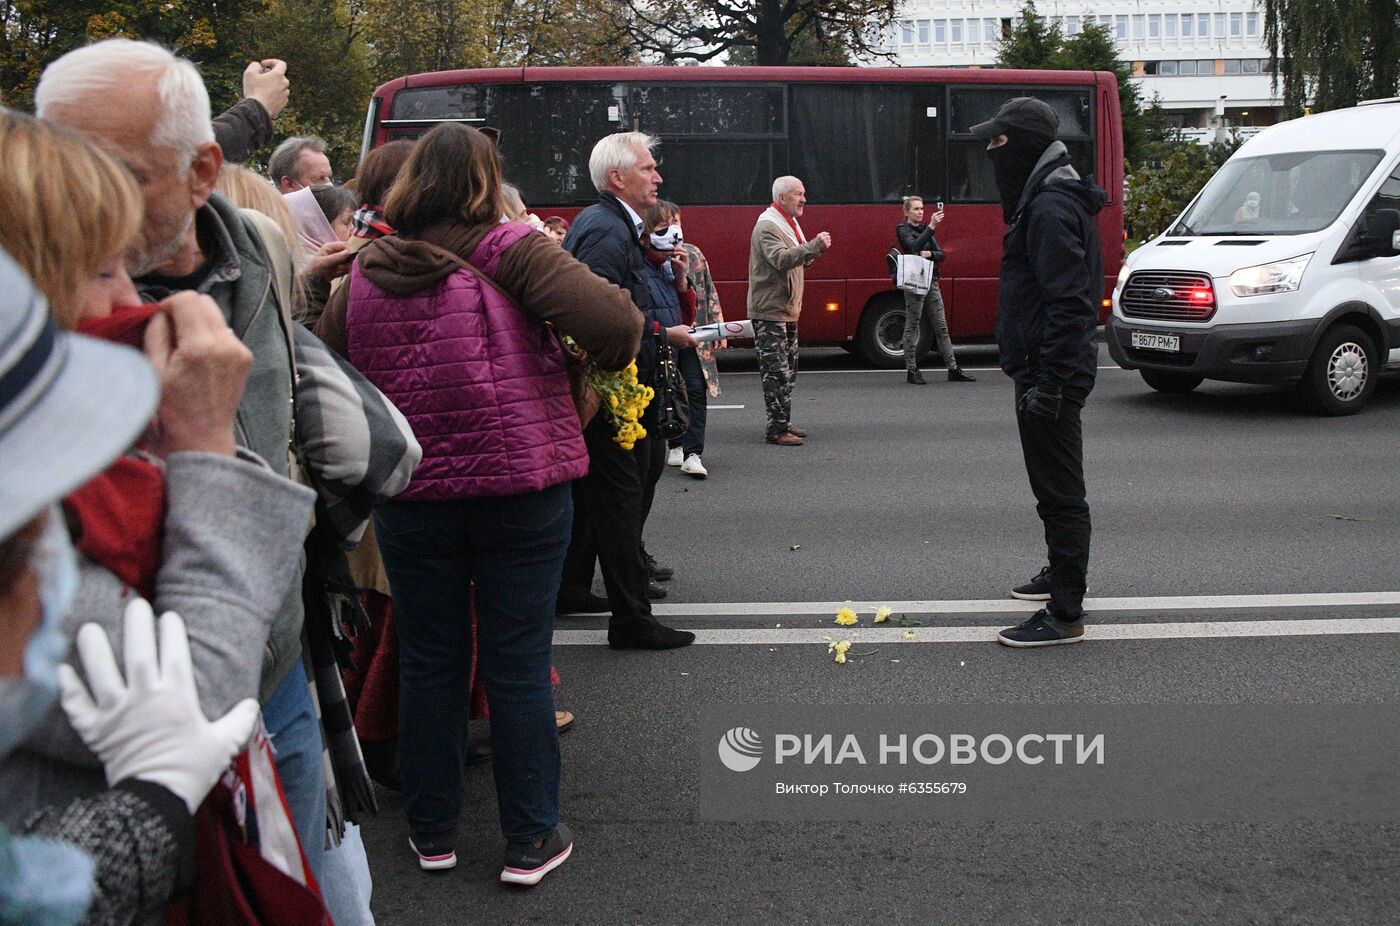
top-left (896, 195), bottom-right (975, 384)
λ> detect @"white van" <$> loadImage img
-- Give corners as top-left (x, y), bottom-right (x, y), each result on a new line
top-left (1108, 100), bottom-right (1400, 414)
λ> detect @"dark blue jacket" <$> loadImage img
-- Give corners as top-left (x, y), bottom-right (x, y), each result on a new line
top-left (996, 144), bottom-right (1107, 402)
top-left (565, 193), bottom-right (659, 380)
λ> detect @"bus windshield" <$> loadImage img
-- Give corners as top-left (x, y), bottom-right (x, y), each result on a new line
top-left (1172, 150), bottom-right (1383, 236)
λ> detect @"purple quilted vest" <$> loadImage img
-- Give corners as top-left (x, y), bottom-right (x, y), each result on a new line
top-left (346, 222), bottom-right (587, 500)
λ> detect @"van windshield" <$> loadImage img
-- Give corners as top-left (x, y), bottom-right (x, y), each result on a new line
top-left (1170, 149), bottom-right (1383, 236)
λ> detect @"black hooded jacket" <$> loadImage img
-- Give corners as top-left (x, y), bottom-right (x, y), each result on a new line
top-left (995, 142), bottom-right (1107, 401)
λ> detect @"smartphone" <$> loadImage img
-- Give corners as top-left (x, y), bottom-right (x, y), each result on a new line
top-left (936, 200), bottom-right (945, 212)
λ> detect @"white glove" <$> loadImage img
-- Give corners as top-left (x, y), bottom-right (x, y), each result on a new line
top-left (58, 598), bottom-right (260, 814)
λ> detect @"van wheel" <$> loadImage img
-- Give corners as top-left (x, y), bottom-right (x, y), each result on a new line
top-left (1140, 370), bottom-right (1204, 394)
top-left (856, 295), bottom-right (924, 368)
top-left (1303, 324), bottom-right (1377, 416)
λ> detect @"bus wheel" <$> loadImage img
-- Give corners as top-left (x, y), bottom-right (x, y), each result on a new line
top-left (856, 296), bottom-right (915, 368)
top-left (1302, 323), bottom-right (1377, 416)
top-left (1140, 369), bottom-right (1204, 394)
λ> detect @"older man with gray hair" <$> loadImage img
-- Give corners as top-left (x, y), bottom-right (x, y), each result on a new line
top-left (559, 131), bottom-right (695, 650)
top-left (748, 175), bottom-right (831, 445)
top-left (36, 38), bottom-right (376, 925)
top-left (269, 134), bottom-right (333, 193)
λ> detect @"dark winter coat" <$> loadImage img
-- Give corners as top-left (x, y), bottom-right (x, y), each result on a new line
top-left (565, 192), bottom-right (660, 380)
top-left (995, 141), bottom-right (1107, 402)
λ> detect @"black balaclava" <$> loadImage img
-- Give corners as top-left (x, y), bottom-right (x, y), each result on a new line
top-left (988, 129), bottom-right (1055, 223)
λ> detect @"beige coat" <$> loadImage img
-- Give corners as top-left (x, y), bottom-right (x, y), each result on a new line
top-left (746, 219), bottom-right (824, 323)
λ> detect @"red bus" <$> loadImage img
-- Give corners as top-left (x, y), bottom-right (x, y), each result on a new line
top-left (360, 66), bottom-right (1124, 366)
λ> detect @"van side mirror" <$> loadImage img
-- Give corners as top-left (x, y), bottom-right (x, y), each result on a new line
top-left (1366, 209), bottom-right (1400, 257)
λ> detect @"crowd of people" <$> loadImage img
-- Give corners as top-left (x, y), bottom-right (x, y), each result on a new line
top-left (0, 31), bottom-right (1106, 924)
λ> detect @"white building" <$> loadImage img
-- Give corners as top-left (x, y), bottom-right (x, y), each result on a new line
top-left (882, 2), bottom-right (1284, 143)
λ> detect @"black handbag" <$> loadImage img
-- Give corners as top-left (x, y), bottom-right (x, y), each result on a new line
top-left (652, 331), bottom-right (691, 441)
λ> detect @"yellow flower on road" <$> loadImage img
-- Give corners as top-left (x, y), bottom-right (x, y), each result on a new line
top-left (828, 640), bottom-right (852, 664)
top-left (875, 606), bottom-right (892, 623)
top-left (903, 630), bottom-right (916, 640)
top-left (835, 608), bottom-right (857, 626)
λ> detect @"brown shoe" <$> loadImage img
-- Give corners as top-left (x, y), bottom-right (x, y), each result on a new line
top-left (786, 425), bottom-right (808, 438)
top-left (555, 710), bottom-right (575, 734)
top-left (765, 431), bottom-right (804, 446)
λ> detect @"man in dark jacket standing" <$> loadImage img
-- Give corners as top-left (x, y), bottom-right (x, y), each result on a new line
top-left (560, 132), bottom-right (696, 650)
top-left (895, 196), bottom-right (975, 384)
top-left (971, 97), bottom-right (1106, 648)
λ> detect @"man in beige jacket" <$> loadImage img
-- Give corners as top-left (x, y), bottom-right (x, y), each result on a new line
top-left (747, 176), bottom-right (831, 445)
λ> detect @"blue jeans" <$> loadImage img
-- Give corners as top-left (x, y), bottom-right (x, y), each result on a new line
top-left (374, 483), bottom-right (571, 841)
top-left (668, 347), bottom-right (708, 458)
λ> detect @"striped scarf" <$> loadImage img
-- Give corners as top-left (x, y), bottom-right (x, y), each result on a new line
top-left (352, 206), bottom-right (394, 240)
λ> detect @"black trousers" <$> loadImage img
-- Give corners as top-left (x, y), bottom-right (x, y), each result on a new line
top-left (561, 412), bottom-right (659, 631)
top-left (1014, 382), bottom-right (1091, 619)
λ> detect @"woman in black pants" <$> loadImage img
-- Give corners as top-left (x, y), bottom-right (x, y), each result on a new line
top-left (896, 195), bottom-right (975, 384)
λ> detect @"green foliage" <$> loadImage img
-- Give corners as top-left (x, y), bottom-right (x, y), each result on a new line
top-left (1263, 0), bottom-right (1400, 115)
top-left (1124, 120), bottom-right (1245, 241)
top-left (995, 4), bottom-right (1145, 163)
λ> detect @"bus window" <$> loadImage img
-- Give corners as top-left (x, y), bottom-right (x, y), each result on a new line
top-left (630, 84), bottom-right (786, 204)
top-left (788, 84), bottom-right (944, 203)
top-left (499, 84), bottom-right (621, 204)
top-left (947, 87), bottom-right (1094, 203)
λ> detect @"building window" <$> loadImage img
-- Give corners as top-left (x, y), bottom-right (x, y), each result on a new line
top-left (1148, 14), bottom-right (1161, 39)
top-left (1224, 59), bottom-right (1241, 74)
top-left (1200, 59), bottom-right (1215, 75)
top-left (1115, 14), bottom-right (1128, 39)
top-left (984, 18), bottom-right (998, 42)
top-left (1159, 60), bottom-right (1178, 76)
top-left (935, 19), bottom-right (946, 42)
top-left (1243, 58), bottom-right (1261, 74)
top-left (1246, 12), bottom-right (1260, 36)
top-left (1164, 15), bottom-right (1177, 39)
top-left (1215, 13), bottom-right (1226, 36)
top-left (1198, 13), bottom-right (1210, 37)
top-left (1132, 14), bottom-right (1145, 40)
top-left (918, 19), bottom-right (929, 44)
top-left (951, 18), bottom-right (963, 42)
top-left (1066, 15), bottom-right (1080, 36)
top-left (1141, 61), bottom-right (1157, 75)
top-left (1178, 60), bottom-right (1196, 76)
top-left (901, 21), bottom-right (914, 45)
top-left (1181, 14), bottom-right (1193, 38)
top-left (1230, 12), bottom-right (1243, 36)
top-left (1099, 15), bottom-right (1112, 29)
top-left (968, 19), bottom-right (979, 42)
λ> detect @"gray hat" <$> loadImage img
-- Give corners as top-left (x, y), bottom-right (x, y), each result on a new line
top-left (970, 97), bottom-right (1060, 141)
top-left (0, 247), bottom-right (159, 539)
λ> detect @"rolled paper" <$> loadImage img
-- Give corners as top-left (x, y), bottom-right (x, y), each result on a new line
top-left (689, 319), bottom-right (755, 343)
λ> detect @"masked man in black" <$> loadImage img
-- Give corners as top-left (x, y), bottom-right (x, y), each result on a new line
top-left (971, 97), bottom-right (1107, 648)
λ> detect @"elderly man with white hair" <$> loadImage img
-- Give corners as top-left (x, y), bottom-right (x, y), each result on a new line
top-left (748, 175), bottom-right (831, 445)
top-left (559, 131), bottom-right (696, 650)
top-left (36, 38), bottom-right (377, 926)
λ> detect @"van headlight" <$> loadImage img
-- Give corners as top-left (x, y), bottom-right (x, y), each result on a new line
top-left (1228, 253), bottom-right (1313, 297)
top-left (1116, 264), bottom-right (1131, 291)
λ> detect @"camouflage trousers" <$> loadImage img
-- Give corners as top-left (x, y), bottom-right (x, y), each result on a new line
top-left (903, 284), bottom-right (956, 372)
top-left (754, 320), bottom-right (799, 437)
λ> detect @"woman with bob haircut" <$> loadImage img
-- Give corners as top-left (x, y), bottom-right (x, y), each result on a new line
top-left (322, 122), bottom-right (643, 885)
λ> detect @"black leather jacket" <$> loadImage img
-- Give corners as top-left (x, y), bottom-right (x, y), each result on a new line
top-left (895, 221), bottom-right (945, 276)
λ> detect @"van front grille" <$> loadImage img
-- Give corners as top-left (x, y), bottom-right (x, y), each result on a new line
top-left (1120, 271), bottom-right (1216, 322)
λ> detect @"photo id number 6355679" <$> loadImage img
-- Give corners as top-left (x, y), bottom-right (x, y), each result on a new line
top-left (901, 782), bottom-right (968, 795)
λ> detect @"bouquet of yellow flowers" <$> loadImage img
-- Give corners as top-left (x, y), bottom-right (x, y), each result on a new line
top-left (562, 337), bottom-right (653, 451)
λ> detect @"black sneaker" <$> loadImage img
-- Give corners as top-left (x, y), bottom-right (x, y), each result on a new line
top-left (948, 367), bottom-right (977, 382)
top-left (646, 579), bottom-right (667, 600)
top-left (501, 823), bottom-right (573, 886)
top-left (410, 829), bottom-right (458, 871)
top-left (645, 553), bottom-right (674, 581)
top-left (1011, 565), bottom-right (1053, 601)
top-left (608, 621), bottom-right (696, 650)
top-left (997, 609), bottom-right (1084, 648)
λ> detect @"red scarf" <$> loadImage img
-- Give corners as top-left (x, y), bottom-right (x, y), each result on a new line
top-left (66, 305), bottom-right (167, 599)
top-left (772, 203), bottom-right (806, 243)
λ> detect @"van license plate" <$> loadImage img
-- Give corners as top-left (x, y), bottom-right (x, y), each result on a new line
top-left (1131, 331), bottom-right (1180, 352)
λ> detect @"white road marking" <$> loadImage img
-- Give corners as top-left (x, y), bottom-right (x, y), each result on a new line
top-left (646, 592), bottom-right (1400, 618)
top-left (554, 617), bottom-right (1400, 646)
top-left (708, 404), bottom-right (746, 409)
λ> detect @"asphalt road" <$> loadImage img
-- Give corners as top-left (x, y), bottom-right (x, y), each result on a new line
top-left (360, 343), bottom-right (1400, 925)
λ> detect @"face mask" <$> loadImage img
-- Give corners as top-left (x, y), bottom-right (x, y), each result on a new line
top-left (0, 508), bottom-right (78, 759)
top-left (649, 224), bottom-right (682, 251)
top-left (987, 132), bottom-right (1054, 224)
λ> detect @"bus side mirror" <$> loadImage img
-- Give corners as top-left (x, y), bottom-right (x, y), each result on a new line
top-left (1365, 209), bottom-right (1400, 257)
